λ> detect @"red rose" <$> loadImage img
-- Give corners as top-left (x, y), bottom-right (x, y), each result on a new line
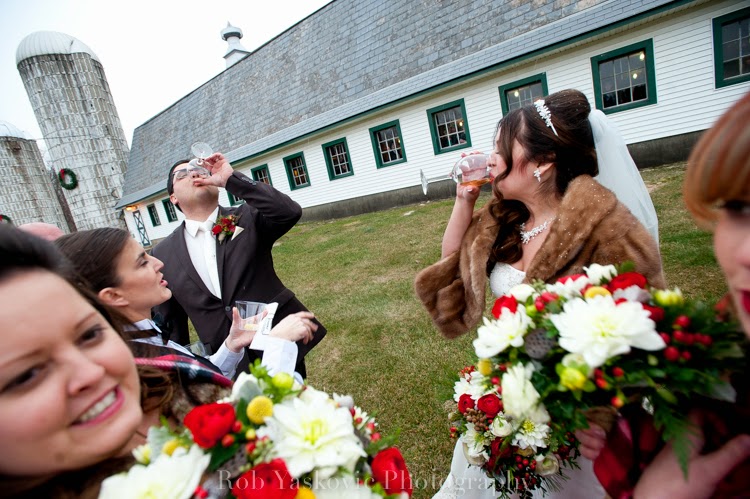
top-left (607, 271), bottom-right (648, 291)
top-left (371, 447), bottom-right (413, 497)
top-left (458, 394), bottom-right (475, 414)
top-left (492, 295), bottom-right (518, 318)
top-left (487, 438), bottom-right (512, 469)
top-left (476, 394), bottom-right (503, 418)
top-left (232, 459), bottom-right (297, 499)
top-left (641, 304), bottom-right (664, 322)
top-left (211, 224), bottom-right (222, 236)
top-left (557, 273), bottom-right (586, 284)
top-left (183, 402), bottom-right (236, 448)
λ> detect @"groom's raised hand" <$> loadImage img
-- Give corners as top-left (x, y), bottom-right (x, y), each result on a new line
top-left (195, 152), bottom-right (234, 188)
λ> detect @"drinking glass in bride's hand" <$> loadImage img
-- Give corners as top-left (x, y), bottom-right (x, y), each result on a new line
top-left (451, 152), bottom-right (490, 187)
top-left (419, 151), bottom-right (489, 195)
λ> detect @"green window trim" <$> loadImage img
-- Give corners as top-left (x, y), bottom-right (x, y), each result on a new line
top-left (591, 39), bottom-right (657, 114)
top-left (161, 199), bottom-right (178, 222)
top-left (227, 192), bottom-right (245, 206)
top-left (147, 203), bottom-right (161, 227)
top-left (426, 98), bottom-right (472, 155)
top-left (713, 7), bottom-right (750, 88)
top-left (251, 164), bottom-right (273, 186)
top-left (283, 152), bottom-right (311, 190)
top-left (498, 73), bottom-right (549, 115)
top-left (369, 120), bottom-right (407, 168)
top-left (321, 137), bottom-right (355, 181)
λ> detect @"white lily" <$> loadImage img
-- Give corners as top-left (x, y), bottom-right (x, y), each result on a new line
top-left (584, 264), bottom-right (618, 285)
top-left (473, 308), bottom-right (533, 358)
top-left (98, 445), bottom-right (209, 499)
top-left (553, 295), bottom-right (665, 368)
top-left (264, 395), bottom-right (366, 478)
top-left (501, 363), bottom-right (550, 424)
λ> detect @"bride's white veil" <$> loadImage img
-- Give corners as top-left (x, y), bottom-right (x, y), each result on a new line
top-left (588, 109), bottom-right (660, 245)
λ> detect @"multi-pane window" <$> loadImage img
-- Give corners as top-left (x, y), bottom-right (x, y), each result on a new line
top-left (227, 192), bottom-right (245, 206)
top-left (162, 199), bottom-right (178, 222)
top-left (369, 120), bottom-right (406, 168)
top-left (322, 139), bottom-right (353, 180)
top-left (147, 204), bottom-right (161, 226)
top-left (498, 74), bottom-right (549, 115)
top-left (427, 99), bottom-right (471, 154)
top-left (252, 165), bottom-right (272, 185)
top-left (713, 8), bottom-right (750, 88)
top-left (283, 153), bottom-right (310, 190)
top-left (591, 40), bottom-right (657, 114)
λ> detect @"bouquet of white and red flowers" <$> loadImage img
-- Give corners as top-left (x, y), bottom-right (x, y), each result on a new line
top-left (447, 263), bottom-right (746, 498)
top-left (101, 363), bottom-right (413, 499)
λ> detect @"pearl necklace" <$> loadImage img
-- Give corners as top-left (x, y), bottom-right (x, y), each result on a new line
top-left (519, 218), bottom-right (554, 244)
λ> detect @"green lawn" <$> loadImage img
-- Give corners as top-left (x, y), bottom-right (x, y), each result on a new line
top-left (268, 162), bottom-right (723, 498)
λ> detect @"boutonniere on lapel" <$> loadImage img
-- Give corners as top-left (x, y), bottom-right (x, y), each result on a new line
top-left (211, 214), bottom-right (241, 243)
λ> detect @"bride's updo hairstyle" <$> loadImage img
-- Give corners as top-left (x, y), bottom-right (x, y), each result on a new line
top-left (487, 88), bottom-right (598, 268)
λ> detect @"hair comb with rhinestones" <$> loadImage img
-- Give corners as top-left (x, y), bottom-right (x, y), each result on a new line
top-left (533, 99), bottom-right (558, 136)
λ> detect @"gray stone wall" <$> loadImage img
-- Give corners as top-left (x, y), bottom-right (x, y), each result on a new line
top-left (18, 52), bottom-right (129, 230)
top-left (0, 136), bottom-right (70, 231)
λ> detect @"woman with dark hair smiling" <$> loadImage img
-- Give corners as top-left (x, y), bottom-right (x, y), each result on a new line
top-left (0, 224), bottom-right (228, 497)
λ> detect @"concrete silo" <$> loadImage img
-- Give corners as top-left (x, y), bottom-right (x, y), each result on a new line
top-left (16, 31), bottom-right (129, 230)
top-left (0, 120), bottom-right (72, 232)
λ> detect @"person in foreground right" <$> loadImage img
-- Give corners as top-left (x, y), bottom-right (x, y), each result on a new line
top-left (579, 91), bottom-right (750, 498)
top-left (636, 91), bottom-right (750, 498)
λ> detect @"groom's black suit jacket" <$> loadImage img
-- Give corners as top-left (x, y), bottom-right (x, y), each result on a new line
top-left (151, 172), bottom-right (326, 378)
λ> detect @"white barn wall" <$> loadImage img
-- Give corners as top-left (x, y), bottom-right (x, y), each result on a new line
top-left (125, 0), bottom-right (750, 243)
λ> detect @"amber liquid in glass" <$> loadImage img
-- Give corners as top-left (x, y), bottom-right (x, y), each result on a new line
top-left (460, 178), bottom-right (491, 188)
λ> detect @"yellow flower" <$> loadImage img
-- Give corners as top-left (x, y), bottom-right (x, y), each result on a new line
top-left (271, 372), bottom-right (294, 390)
top-left (162, 439), bottom-right (181, 456)
top-left (477, 358), bottom-right (493, 376)
top-left (246, 395), bottom-right (274, 424)
top-left (245, 428), bottom-right (257, 441)
top-left (296, 486), bottom-right (316, 499)
top-left (653, 288), bottom-right (684, 307)
top-left (559, 367), bottom-right (587, 391)
top-left (584, 286), bottom-right (611, 299)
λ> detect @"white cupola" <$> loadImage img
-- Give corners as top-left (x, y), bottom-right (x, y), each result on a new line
top-left (221, 22), bottom-right (251, 68)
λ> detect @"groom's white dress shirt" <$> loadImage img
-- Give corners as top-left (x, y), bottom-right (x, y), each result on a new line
top-left (184, 207), bottom-right (222, 298)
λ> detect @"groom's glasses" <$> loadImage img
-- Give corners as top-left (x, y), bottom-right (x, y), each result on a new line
top-left (173, 166), bottom-right (210, 181)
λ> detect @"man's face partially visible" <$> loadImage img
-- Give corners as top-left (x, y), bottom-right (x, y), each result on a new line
top-left (169, 162), bottom-right (219, 213)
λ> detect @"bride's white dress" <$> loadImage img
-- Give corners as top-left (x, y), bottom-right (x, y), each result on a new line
top-left (434, 263), bottom-right (605, 499)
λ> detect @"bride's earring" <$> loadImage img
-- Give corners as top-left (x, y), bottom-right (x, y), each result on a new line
top-left (533, 168), bottom-right (542, 183)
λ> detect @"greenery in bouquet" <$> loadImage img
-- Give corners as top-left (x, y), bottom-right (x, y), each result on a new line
top-left (100, 362), bottom-right (413, 499)
top-left (447, 263), bottom-right (746, 498)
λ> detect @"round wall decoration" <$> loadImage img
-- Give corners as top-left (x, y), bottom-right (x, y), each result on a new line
top-left (59, 168), bottom-right (78, 190)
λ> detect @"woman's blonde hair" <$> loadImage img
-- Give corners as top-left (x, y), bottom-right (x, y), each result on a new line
top-left (684, 91), bottom-right (750, 228)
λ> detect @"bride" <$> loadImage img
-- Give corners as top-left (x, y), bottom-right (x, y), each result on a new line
top-left (415, 89), bottom-right (664, 498)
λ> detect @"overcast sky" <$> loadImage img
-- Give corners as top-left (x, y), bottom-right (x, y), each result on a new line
top-left (0, 0), bottom-right (333, 148)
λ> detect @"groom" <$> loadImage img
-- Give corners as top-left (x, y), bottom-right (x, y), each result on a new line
top-left (151, 152), bottom-right (326, 379)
